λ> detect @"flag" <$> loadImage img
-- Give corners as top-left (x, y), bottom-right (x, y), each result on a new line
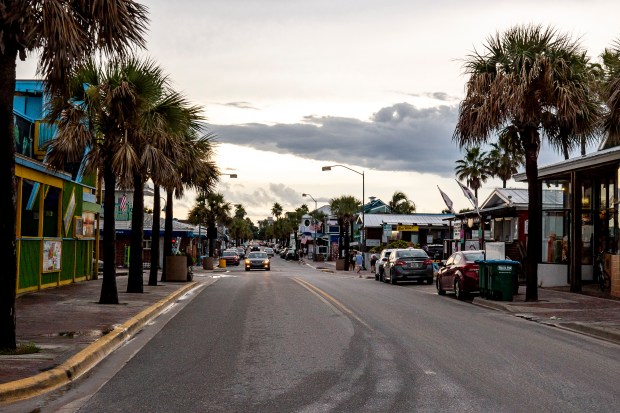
top-left (455, 180), bottom-right (479, 214)
top-left (437, 186), bottom-right (455, 213)
top-left (120, 194), bottom-right (127, 212)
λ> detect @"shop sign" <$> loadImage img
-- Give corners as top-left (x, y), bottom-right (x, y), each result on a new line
top-left (396, 225), bottom-right (418, 232)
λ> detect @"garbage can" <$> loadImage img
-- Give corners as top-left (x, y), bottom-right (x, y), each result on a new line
top-left (476, 260), bottom-right (490, 298)
top-left (219, 258), bottom-right (226, 268)
top-left (485, 260), bottom-right (520, 301)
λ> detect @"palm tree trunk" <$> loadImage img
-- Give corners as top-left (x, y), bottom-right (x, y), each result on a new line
top-left (127, 172), bottom-right (144, 293)
top-left (0, 46), bottom-right (18, 349)
top-left (100, 164), bottom-right (119, 304)
top-left (161, 190), bottom-right (174, 282)
top-left (523, 130), bottom-right (541, 301)
top-left (148, 185), bottom-right (161, 286)
top-left (344, 222), bottom-right (351, 271)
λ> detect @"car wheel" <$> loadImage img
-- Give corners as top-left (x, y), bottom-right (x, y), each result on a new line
top-left (375, 272), bottom-right (379, 281)
top-left (266, 266), bottom-right (270, 271)
top-left (390, 270), bottom-right (397, 285)
top-left (245, 268), bottom-right (250, 271)
top-left (427, 278), bottom-right (433, 285)
top-left (455, 279), bottom-right (466, 300)
top-left (436, 278), bottom-right (446, 295)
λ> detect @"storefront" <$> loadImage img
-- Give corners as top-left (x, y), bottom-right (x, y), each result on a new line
top-left (515, 146), bottom-right (620, 294)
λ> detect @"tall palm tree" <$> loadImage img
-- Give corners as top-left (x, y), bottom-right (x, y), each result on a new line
top-left (0, 0), bottom-right (147, 350)
top-left (388, 191), bottom-right (416, 214)
top-left (454, 147), bottom-right (490, 199)
top-left (160, 130), bottom-right (219, 281)
top-left (487, 130), bottom-right (525, 188)
top-left (271, 203), bottom-right (283, 220)
top-left (330, 196), bottom-right (361, 270)
top-left (188, 192), bottom-right (231, 257)
top-left (601, 39), bottom-right (620, 147)
top-left (454, 24), bottom-right (602, 300)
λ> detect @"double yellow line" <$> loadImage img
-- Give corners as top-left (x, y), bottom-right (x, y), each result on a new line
top-left (293, 277), bottom-right (372, 331)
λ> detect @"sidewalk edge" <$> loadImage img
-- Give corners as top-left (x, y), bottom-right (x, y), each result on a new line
top-left (0, 282), bottom-right (197, 404)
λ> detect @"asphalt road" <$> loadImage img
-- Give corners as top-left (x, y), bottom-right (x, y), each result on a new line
top-left (17, 257), bottom-right (620, 412)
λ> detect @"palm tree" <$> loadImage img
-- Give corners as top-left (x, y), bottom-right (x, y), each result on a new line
top-left (601, 39), bottom-right (620, 147)
top-left (487, 130), bottom-right (525, 188)
top-left (454, 24), bottom-right (602, 301)
top-left (454, 147), bottom-right (490, 199)
top-left (271, 203), bottom-right (283, 220)
top-left (188, 192), bottom-right (232, 258)
top-left (0, 0), bottom-right (147, 350)
top-left (160, 130), bottom-right (219, 281)
top-left (330, 196), bottom-right (361, 270)
top-left (388, 191), bottom-right (416, 214)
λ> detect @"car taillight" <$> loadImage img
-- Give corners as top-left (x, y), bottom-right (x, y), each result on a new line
top-left (395, 260), bottom-right (406, 266)
top-left (423, 259), bottom-right (432, 265)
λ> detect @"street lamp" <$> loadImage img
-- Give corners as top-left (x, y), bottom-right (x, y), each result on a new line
top-left (302, 193), bottom-right (317, 260)
top-left (322, 165), bottom-right (365, 254)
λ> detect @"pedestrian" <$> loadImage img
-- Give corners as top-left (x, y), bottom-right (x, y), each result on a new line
top-left (350, 250), bottom-right (356, 271)
top-left (355, 251), bottom-right (364, 276)
top-left (370, 253), bottom-right (378, 273)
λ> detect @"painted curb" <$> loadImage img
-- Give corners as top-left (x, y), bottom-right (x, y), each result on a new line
top-left (0, 282), bottom-right (197, 404)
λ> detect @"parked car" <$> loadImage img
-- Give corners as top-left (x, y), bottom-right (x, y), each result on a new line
top-left (221, 250), bottom-right (240, 266)
top-left (237, 247), bottom-right (246, 259)
top-left (375, 248), bottom-right (397, 282)
top-left (436, 250), bottom-right (485, 299)
top-left (424, 244), bottom-right (444, 261)
top-left (285, 248), bottom-right (297, 261)
top-left (383, 248), bottom-right (434, 285)
top-left (245, 251), bottom-right (270, 271)
top-left (264, 247), bottom-right (274, 258)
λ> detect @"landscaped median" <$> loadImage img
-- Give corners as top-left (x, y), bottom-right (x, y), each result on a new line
top-left (0, 282), bottom-right (198, 404)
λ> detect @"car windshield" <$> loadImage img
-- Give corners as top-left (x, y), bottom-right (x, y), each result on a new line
top-left (249, 252), bottom-right (267, 259)
top-left (398, 250), bottom-right (428, 259)
top-left (463, 252), bottom-right (485, 262)
top-left (264, 248), bottom-right (273, 253)
top-left (223, 251), bottom-right (237, 257)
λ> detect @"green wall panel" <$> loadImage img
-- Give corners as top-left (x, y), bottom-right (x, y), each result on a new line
top-left (61, 240), bottom-right (75, 281)
top-left (41, 271), bottom-right (58, 286)
top-left (75, 240), bottom-right (92, 278)
top-left (19, 240), bottom-right (41, 289)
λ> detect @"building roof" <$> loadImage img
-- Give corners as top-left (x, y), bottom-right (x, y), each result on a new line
top-left (480, 188), bottom-right (528, 209)
top-left (514, 145), bottom-right (620, 181)
top-left (362, 213), bottom-right (454, 228)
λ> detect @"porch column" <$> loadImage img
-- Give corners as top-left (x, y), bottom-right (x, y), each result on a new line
top-left (570, 170), bottom-right (582, 292)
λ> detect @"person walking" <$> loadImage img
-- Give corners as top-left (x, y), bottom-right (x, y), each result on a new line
top-left (370, 253), bottom-right (378, 273)
top-left (355, 251), bottom-right (364, 277)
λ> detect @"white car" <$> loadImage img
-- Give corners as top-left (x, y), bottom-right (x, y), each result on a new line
top-left (375, 248), bottom-right (397, 282)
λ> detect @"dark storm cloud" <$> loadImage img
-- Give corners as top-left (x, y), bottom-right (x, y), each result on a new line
top-left (208, 102), bottom-right (462, 177)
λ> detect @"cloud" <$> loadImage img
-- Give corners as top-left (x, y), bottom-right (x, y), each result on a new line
top-left (220, 101), bottom-right (260, 110)
top-left (207, 102), bottom-right (463, 177)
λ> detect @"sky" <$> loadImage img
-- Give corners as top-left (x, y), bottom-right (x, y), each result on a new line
top-left (16, 0), bottom-right (620, 223)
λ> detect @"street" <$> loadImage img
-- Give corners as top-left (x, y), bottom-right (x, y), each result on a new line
top-left (14, 258), bottom-right (620, 412)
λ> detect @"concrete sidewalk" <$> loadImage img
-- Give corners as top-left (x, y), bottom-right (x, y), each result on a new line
top-left (0, 266), bottom-right (222, 404)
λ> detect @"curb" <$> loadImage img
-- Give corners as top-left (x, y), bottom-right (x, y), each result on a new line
top-left (472, 297), bottom-right (620, 345)
top-left (0, 282), bottom-right (198, 404)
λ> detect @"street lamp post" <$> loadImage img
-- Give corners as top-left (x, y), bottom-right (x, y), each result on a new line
top-left (322, 165), bottom-right (365, 255)
top-left (302, 193), bottom-right (317, 260)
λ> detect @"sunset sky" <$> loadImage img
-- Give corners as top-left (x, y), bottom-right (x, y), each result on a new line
top-left (16, 0), bottom-right (620, 222)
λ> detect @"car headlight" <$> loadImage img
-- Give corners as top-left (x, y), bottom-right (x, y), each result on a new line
top-left (264, 260), bottom-right (269, 264)
top-left (245, 259), bottom-right (250, 264)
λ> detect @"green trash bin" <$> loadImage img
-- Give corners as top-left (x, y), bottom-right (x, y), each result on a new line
top-left (486, 260), bottom-right (520, 301)
top-left (476, 260), bottom-right (490, 298)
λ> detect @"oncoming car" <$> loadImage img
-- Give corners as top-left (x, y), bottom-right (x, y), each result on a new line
top-left (245, 251), bottom-right (271, 271)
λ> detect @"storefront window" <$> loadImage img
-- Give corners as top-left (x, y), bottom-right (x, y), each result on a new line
top-left (542, 179), bottom-right (571, 264)
top-left (43, 185), bottom-right (61, 237)
top-left (20, 179), bottom-right (39, 237)
top-left (581, 180), bottom-right (593, 265)
top-left (597, 177), bottom-right (618, 254)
